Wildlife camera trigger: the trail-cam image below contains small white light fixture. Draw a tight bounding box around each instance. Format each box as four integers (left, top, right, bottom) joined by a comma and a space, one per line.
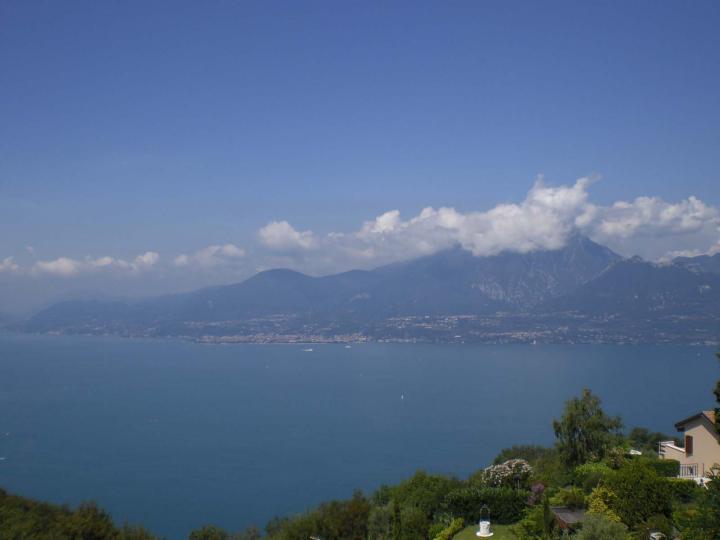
476, 506, 493, 537
475, 520, 493, 537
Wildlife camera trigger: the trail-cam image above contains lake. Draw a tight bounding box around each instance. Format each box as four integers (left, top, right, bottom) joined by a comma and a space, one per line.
0, 333, 716, 538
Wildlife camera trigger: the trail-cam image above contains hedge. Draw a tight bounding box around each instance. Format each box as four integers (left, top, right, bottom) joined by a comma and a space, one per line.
443, 487, 528, 524
666, 478, 700, 503
638, 458, 680, 477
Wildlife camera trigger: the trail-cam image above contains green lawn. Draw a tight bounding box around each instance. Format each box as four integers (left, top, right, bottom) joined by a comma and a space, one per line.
453, 523, 516, 540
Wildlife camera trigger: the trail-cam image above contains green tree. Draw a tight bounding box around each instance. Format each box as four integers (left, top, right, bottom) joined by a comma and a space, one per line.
233, 525, 261, 540
493, 445, 552, 465
627, 426, 676, 454
61, 502, 118, 540
262, 491, 369, 540
391, 498, 401, 540
119, 524, 158, 540
367, 503, 393, 540
553, 389, 623, 467
189, 524, 230, 540
397, 505, 429, 540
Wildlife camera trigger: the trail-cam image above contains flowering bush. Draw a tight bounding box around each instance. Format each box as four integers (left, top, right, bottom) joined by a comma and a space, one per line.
478, 459, 533, 488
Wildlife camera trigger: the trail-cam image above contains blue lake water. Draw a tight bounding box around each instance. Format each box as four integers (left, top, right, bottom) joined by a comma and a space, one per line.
0, 332, 716, 538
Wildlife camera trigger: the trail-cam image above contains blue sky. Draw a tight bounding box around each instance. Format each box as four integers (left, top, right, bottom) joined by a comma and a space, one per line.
1, 1, 720, 313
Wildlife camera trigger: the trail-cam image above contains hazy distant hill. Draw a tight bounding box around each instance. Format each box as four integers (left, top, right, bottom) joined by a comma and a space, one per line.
23, 236, 720, 343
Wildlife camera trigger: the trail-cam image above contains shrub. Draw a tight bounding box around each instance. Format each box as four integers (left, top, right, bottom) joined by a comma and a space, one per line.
511, 497, 556, 540
666, 477, 700, 503
649, 459, 680, 478
432, 517, 464, 540
604, 460, 672, 527
549, 486, 585, 510
443, 486, 528, 524
389, 471, 462, 518
427, 522, 446, 540
586, 486, 622, 523
575, 513, 627, 540
574, 462, 612, 492
674, 466, 720, 539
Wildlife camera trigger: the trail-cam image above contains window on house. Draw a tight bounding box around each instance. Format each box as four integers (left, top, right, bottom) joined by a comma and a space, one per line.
685, 435, 693, 456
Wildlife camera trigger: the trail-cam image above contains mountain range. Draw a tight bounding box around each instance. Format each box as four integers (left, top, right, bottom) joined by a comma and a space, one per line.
20, 236, 720, 344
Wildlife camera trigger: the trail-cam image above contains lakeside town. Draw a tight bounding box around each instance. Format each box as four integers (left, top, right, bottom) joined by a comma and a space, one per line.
32, 312, 720, 346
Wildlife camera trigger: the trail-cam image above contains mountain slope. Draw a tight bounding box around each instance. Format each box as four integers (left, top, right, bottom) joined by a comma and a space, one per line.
541, 256, 720, 316
26, 236, 622, 335
672, 253, 720, 276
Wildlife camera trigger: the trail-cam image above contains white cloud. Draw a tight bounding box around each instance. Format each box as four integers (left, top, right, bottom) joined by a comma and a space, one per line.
257, 177, 597, 264
585, 195, 720, 260
590, 195, 718, 239
257, 221, 317, 252
33, 257, 83, 277
257, 177, 720, 266
32, 251, 161, 278
133, 251, 160, 269
173, 244, 245, 268
661, 239, 720, 262
0, 257, 20, 273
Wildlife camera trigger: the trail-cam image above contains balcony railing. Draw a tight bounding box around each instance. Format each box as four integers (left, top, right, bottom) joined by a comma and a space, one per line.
679, 463, 700, 478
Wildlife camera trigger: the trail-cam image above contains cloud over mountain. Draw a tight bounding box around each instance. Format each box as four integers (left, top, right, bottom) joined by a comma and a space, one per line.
3, 177, 720, 285
255, 178, 720, 267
